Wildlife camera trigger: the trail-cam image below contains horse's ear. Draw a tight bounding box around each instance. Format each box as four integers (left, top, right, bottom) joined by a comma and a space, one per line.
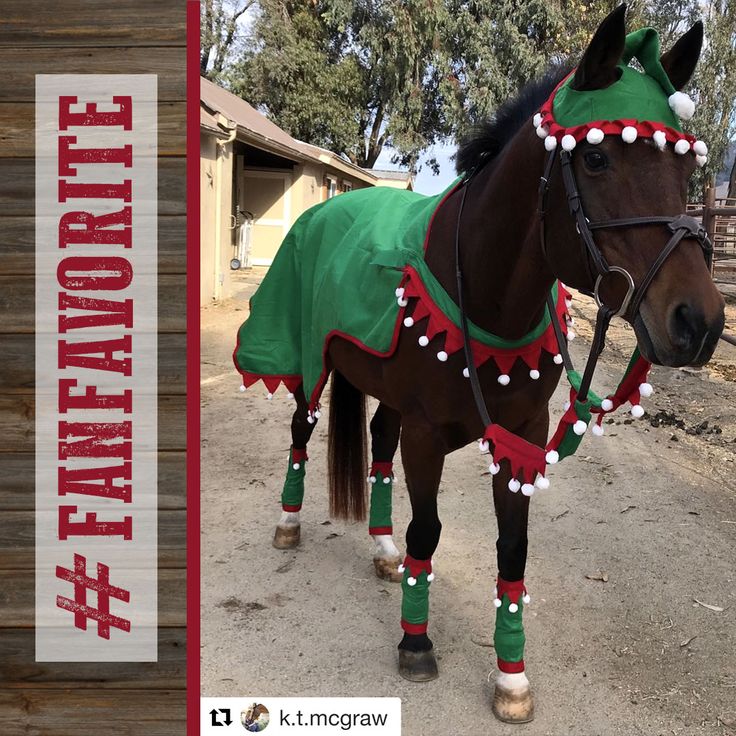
571, 4, 627, 91
661, 21, 703, 90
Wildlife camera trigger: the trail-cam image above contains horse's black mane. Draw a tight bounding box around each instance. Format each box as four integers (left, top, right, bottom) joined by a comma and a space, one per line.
455, 63, 572, 175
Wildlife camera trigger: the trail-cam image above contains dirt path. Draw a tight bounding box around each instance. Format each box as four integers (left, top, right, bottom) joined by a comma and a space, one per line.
201, 270, 736, 736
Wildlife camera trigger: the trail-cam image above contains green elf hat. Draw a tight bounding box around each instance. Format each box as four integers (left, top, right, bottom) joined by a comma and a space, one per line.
534, 27, 708, 166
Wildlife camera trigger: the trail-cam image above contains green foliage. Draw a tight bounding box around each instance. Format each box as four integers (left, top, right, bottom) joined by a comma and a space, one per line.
208, 0, 736, 187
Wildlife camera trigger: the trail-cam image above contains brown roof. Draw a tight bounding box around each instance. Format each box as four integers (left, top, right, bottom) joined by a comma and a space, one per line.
200, 77, 378, 185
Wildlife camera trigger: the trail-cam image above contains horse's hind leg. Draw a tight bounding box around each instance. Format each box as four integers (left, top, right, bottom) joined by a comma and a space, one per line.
368, 402, 402, 582
273, 385, 318, 549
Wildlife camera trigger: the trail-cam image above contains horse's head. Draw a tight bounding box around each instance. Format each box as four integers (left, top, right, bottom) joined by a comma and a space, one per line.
542, 5, 725, 367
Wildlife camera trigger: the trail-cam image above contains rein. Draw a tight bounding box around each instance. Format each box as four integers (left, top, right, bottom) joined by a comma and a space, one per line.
456, 146, 713, 424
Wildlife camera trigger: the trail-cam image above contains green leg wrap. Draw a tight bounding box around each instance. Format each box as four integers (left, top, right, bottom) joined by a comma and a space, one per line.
281, 448, 306, 511
400, 561, 432, 634
369, 472, 393, 535
494, 595, 525, 671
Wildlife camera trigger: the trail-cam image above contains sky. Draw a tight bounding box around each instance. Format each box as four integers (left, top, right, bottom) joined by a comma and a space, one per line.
374, 142, 458, 196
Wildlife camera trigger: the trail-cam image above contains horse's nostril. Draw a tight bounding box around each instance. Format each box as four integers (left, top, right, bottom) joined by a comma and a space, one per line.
669, 303, 705, 350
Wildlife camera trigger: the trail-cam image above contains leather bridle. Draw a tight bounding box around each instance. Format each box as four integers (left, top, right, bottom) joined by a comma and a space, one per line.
456, 146, 713, 428
536, 148, 712, 401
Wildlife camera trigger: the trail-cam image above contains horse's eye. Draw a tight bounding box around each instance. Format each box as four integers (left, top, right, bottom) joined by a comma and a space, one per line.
583, 150, 608, 171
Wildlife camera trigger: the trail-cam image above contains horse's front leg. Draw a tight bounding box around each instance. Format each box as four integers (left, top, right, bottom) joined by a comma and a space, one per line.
396, 422, 445, 682
490, 409, 548, 723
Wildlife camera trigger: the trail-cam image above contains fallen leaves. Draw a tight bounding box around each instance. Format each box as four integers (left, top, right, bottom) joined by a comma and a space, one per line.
585, 571, 609, 583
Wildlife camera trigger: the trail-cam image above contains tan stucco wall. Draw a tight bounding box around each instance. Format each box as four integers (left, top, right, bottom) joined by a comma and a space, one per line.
200, 129, 235, 305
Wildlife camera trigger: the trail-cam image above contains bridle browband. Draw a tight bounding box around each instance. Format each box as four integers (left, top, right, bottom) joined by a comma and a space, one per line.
456, 146, 713, 427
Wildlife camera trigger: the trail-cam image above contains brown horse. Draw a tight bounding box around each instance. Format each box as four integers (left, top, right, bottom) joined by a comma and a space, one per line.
266, 5, 724, 723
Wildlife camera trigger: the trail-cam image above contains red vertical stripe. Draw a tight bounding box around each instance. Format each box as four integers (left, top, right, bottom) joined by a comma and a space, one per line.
186, 2, 201, 734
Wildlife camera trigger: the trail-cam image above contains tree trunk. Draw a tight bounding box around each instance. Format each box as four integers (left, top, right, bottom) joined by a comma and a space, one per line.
728, 156, 736, 200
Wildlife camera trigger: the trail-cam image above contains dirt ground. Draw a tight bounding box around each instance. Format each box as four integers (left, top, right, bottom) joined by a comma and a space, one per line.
201, 268, 736, 736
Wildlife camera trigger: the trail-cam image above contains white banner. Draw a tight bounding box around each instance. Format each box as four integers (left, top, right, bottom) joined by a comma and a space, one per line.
35, 74, 158, 661
201, 698, 402, 735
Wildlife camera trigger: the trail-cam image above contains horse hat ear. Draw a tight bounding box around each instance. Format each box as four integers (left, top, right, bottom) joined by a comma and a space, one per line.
571, 4, 627, 91
660, 21, 703, 90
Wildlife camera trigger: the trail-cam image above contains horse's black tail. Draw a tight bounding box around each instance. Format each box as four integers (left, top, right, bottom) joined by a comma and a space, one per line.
328, 370, 367, 521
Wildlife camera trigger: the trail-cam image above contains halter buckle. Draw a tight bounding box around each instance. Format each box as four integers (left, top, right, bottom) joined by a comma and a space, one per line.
594, 266, 635, 319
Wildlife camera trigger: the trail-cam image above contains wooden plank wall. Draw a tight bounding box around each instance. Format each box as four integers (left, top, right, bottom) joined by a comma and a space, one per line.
0, 3, 188, 734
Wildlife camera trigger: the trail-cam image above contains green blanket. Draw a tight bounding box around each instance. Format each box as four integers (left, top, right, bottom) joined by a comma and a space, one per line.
234, 183, 456, 405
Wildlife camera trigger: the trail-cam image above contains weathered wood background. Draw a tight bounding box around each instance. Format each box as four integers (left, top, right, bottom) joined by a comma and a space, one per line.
0, 2, 187, 733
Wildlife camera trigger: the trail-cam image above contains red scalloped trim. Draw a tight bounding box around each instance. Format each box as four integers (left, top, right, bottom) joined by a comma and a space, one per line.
546, 387, 581, 451
497, 576, 527, 605
594, 355, 651, 418
292, 447, 308, 463
402, 555, 432, 579
483, 424, 546, 484
370, 461, 393, 477
537, 69, 696, 147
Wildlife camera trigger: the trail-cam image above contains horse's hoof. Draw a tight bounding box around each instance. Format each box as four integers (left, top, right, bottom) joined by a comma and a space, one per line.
398, 648, 438, 682
373, 556, 403, 582
492, 683, 535, 724
272, 524, 300, 549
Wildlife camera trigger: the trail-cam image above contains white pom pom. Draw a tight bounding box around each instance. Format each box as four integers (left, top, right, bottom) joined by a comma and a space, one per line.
368, 476, 376, 484
621, 126, 638, 144
493, 597, 502, 608
437, 350, 448, 362
601, 398, 614, 412
293, 462, 300, 470
508, 478, 521, 493
567, 329, 576, 341
479, 439, 490, 453
546, 449, 559, 465
529, 369, 540, 380
489, 462, 500, 475
307, 415, 315, 424
397, 297, 408, 307
639, 382, 653, 398
565, 297, 573, 308
403, 316, 414, 327
696, 154, 707, 168
267, 392, 274, 400
395, 287, 404, 298
674, 139, 690, 155
533, 113, 543, 128
553, 353, 563, 365
427, 572, 435, 582
563, 400, 571, 411
462, 367, 470, 378
397, 564, 405, 573
669, 91, 695, 120
239, 384, 246, 392
693, 140, 708, 156
544, 135, 558, 151
314, 409, 321, 419
586, 127, 604, 145
287, 392, 295, 400
573, 419, 587, 435
521, 483, 536, 497
653, 130, 667, 150
535, 475, 550, 490
522, 593, 531, 605
407, 576, 417, 587
631, 404, 645, 418
418, 335, 429, 347
383, 476, 391, 484
497, 374, 511, 386
536, 125, 549, 139
509, 602, 519, 613
592, 423, 604, 437
561, 134, 577, 151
